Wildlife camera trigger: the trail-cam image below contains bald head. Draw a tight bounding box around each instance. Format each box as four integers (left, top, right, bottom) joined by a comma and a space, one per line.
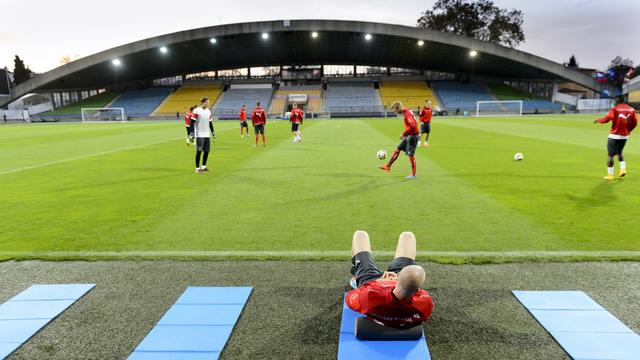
394, 265, 426, 300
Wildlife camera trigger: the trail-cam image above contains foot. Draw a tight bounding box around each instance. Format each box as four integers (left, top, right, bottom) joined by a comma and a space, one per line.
253, 144, 257, 147
620, 170, 626, 177
405, 175, 417, 180
379, 165, 391, 172
195, 168, 203, 174
186, 138, 191, 146
604, 174, 614, 181
423, 143, 430, 147
349, 277, 357, 290
201, 167, 210, 172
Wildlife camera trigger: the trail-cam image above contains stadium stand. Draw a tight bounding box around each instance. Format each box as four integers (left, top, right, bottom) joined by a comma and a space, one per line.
212, 85, 274, 119
431, 82, 494, 113
379, 81, 439, 110
109, 88, 172, 116
487, 83, 561, 113
325, 82, 383, 117
269, 85, 323, 116
154, 85, 222, 115
42, 91, 119, 116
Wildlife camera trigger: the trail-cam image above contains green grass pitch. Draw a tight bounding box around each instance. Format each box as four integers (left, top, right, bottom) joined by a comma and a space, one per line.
1, 115, 638, 262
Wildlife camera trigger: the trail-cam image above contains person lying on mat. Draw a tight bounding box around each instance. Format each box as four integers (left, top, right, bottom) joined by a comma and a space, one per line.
346, 230, 434, 329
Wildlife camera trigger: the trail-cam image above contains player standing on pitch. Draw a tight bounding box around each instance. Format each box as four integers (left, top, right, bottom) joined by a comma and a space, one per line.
594, 95, 637, 180
379, 101, 420, 180
252, 101, 267, 147
184, 106, 196, 146
239, 104, 249, 138
418, 100, 433, 147
290, 103, 304, 142
189, 97, 215, 174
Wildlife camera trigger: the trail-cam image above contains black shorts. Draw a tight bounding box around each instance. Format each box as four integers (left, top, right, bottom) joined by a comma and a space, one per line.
607, 138, 627, 156
350, 251, 416, 287
291, 122, 300, 132
420, 122, 431, 134
196, 137, 210, 152
240, 121, 248, 128
254, 124, 265, 134
397, 134, 419, 157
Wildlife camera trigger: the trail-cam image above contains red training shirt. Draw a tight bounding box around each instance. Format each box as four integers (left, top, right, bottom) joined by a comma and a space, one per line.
184, 111, 195, 126
346, 280, 434, 328
402, 109, 420, 136
419, 107, 432, 123
239, 108, 247, 121
596, 103, 638, 139
290, 108, 304, 124
252, 107, 266, 125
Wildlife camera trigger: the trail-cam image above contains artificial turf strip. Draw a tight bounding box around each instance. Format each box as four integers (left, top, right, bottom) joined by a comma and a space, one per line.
0, 116, 638, 262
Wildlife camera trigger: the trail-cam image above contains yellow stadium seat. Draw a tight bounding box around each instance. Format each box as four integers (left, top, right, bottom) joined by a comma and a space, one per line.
629, 90, 640, 103
379, 81, 439, 110
154, 86, 222, 115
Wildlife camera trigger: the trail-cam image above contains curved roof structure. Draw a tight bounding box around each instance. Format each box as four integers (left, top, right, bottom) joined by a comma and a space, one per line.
6, 19, 597, 105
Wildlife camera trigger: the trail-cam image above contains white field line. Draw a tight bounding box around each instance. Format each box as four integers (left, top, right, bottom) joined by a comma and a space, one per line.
0, 128, 233, 176
2, 250, 640, 258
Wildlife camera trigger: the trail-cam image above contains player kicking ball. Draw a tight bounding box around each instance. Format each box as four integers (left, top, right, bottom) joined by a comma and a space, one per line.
379, 101, 419, 180
252, 101, 267, 147
239, 104, 249, 138
594, 95, 637, 180
290, 103, 304, 142
189, 97, 215, 174
418, 100, 433, 147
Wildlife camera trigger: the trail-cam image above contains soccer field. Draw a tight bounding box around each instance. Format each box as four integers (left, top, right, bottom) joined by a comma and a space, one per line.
1, 115, 639, 262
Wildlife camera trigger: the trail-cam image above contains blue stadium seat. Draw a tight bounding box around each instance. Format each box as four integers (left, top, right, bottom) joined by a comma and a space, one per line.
212, 86, 274, 119
110, 88, 173, 116
325, 82, 383, 116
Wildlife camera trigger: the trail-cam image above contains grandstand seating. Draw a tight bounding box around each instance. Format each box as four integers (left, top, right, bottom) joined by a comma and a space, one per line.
43, 92, 119, 116
431, 82, 494, 112
109, 88, 172, 116
269, 85, 323, 115
487, 84, 561, 113
325, 82, 383, 116
154, 85, 222, 115
212, 85, 274, 119
379, 81, 439, 110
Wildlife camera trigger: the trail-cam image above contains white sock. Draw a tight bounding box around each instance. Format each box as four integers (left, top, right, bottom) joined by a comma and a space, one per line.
620, 161, 626, 170
201, 165, 206, 169
608, 167, 614, 175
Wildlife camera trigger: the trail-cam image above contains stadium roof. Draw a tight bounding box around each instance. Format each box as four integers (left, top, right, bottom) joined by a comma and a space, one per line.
5, 19, 598, 106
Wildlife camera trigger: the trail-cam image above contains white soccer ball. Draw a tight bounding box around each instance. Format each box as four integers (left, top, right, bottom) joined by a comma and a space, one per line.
514, 152, 524, 161
377, 150, 387, 160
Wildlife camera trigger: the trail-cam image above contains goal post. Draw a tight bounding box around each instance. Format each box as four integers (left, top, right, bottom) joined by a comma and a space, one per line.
476, 100, 523, 117
81, 108, 126, 122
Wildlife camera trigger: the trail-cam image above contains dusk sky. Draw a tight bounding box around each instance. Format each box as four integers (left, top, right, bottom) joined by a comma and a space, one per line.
1, 0, 638, 73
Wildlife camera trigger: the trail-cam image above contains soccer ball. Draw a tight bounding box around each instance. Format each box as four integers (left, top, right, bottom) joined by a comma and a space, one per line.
514, 152, 524, 161
377, 150, 387, 160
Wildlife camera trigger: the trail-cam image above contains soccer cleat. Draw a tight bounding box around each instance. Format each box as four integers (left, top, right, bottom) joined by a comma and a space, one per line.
379, 165, 391, 172
195, 168, 203, 174
201, 167, 210, 172
349, 277, 357, 289
604, 174, 614, 181
422, 143, 430, 147
405, 175, 417, 180
620, 170, 626, 177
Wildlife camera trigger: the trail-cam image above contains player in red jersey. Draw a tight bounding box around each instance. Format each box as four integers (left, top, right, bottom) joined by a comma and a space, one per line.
594, 95, 638, 180
418, 100, 433, 147
379, 101, 420, 179
290, 103, 304, 142
184, 106, 196, 146
239, 104, 249, 138
252, 101, 267, 147
346, 230, 434, 329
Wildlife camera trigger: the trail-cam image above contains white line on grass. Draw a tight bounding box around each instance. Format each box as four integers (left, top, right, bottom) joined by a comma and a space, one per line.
2, 250, 640, 259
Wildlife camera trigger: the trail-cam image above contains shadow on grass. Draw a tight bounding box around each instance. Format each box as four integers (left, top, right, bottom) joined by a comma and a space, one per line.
566, 180, 618, 209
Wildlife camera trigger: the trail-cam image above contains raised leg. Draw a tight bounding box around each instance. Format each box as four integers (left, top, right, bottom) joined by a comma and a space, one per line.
352, 230, 372, 257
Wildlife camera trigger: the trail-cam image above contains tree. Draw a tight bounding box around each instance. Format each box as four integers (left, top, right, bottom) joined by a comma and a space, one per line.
568, 55, 578, 67
417, 0, 525, 48
13, 55, 33, 85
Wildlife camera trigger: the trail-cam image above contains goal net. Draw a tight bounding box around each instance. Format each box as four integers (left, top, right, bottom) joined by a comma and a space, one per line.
81, 108, 126, 122
476, 100, 523, 117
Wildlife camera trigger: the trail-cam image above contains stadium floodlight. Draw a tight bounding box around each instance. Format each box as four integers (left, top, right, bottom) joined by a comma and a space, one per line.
469, 50, 478, 57
311, 31, 319, 38
364, 33, 372, 41
112, 59, 121, 66
159, 46, 168, 54
210, 38, 217, 44
261, 32, 269, 40
417, 40, 425, 46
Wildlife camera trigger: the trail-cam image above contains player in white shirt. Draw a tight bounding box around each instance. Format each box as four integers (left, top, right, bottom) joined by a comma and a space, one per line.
189, 97, 216, 174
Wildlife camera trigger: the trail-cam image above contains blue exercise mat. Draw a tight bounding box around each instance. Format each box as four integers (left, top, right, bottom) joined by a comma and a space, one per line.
0, 284, 95, 359
128, 287, 252, 360
337, 295, 431, 360
513, 290, 640, 360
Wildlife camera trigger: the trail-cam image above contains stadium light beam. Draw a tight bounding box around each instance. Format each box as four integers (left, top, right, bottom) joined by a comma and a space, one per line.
364, 33, 372, 41
262, 32, 269, 40
159, 46, 168, 54
210, 38, 217, 44
111, 59, 121, 66
469, 50, 478, 58
417, 40, 425, 46
311, 31, 319, 39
